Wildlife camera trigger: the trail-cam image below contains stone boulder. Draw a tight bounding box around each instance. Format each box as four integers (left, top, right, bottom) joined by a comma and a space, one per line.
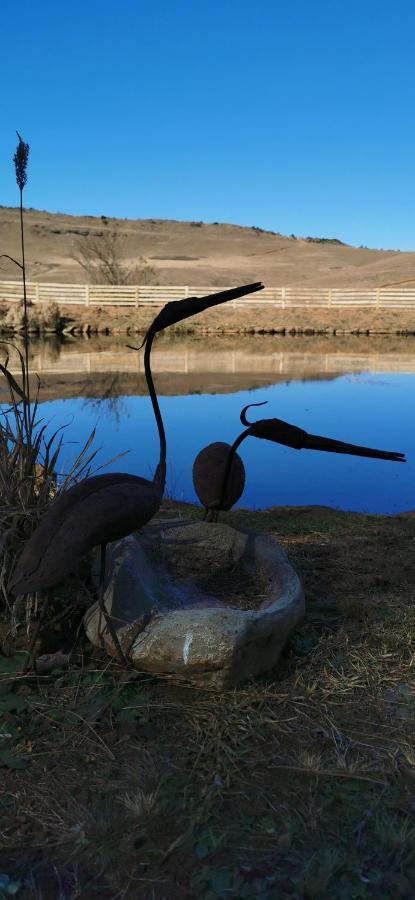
84, 518, 305, 687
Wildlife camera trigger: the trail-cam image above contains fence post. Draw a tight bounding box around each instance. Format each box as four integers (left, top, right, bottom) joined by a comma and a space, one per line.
376, 288, 380, 308
281, 286, 286, 309
85, 285, 90, 307
328, 289, 332, 307
34, 283, 40, 304
135, 286, 139, 308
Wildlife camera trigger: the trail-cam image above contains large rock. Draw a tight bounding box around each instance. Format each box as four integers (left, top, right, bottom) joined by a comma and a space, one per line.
84, 518, 305, 687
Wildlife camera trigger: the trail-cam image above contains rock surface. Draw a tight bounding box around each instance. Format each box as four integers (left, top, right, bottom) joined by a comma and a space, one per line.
84, 518, 305, 687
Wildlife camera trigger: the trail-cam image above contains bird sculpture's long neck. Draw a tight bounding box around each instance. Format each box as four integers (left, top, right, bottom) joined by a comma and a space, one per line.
218, 429, 251, 510
144, 336, 166, 493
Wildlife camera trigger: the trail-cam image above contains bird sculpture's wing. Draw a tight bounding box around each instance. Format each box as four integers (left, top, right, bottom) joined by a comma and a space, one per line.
10, 473, 161, 596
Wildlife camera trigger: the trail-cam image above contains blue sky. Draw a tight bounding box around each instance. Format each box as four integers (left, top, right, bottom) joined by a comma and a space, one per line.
1, 0, 415, 249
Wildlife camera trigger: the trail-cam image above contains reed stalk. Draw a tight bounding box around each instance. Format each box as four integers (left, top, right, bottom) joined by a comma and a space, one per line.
13, 132, 31, 435
0, 135, 102, 639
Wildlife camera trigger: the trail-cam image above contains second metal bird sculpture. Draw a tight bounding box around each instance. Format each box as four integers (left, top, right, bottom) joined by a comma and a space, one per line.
9, 282, 264, 663
204, 401, 406, 520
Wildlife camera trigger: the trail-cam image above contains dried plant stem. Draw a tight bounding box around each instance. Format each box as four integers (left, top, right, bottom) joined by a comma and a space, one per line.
19, 186, 30, 423
23, 590, 52, 673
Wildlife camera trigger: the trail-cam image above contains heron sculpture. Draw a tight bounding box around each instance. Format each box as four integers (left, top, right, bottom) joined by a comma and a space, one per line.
194, 401, 406, 521
10, 282, 264, 663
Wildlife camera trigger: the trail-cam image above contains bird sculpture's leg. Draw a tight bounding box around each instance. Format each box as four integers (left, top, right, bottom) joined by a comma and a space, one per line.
23, 590, 52, 673
98, 543, 129, 667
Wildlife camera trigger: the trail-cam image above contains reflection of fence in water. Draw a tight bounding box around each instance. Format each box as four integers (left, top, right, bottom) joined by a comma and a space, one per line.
5, 347, 415, 376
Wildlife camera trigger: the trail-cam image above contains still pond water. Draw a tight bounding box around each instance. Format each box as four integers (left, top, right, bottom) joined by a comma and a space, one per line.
8, 335, 415, 514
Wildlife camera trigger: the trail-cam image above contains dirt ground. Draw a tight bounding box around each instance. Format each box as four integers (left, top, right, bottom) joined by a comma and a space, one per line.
1, 503, 415, 898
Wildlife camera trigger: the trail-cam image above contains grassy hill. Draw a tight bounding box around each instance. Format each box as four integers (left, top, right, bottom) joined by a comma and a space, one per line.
1, 206, 415, 288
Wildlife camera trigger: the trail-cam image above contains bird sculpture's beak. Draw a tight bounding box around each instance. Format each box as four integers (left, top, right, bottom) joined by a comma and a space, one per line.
131, 283, 264, 349
240, 403, 406, 462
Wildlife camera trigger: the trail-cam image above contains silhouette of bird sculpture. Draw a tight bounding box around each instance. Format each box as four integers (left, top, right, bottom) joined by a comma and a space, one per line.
9, 282, 264, 664
194, 401, 405, 521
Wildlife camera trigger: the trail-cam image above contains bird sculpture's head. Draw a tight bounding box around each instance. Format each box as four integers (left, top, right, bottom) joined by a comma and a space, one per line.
134, 283, 264, 350
240, 402, 307, 449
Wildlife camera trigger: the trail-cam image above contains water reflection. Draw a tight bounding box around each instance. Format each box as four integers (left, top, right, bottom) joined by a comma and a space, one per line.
2, 333, 415, 400
1, 335, 414, 514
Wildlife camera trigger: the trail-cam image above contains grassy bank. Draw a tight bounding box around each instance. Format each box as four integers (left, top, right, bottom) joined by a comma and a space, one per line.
2, 302, 415, 336
1, 503, 415, 898
61, 303, 415, 336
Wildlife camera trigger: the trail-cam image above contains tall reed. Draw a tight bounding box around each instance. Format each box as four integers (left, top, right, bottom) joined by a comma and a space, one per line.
0, 136, 100, 640
13, 132, 30, 402
0, 344, 101, 624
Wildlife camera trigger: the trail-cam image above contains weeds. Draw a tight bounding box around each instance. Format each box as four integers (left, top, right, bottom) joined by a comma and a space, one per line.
0, 135, 101, 646
0, 343, 100, 633
2, 299, 61, 334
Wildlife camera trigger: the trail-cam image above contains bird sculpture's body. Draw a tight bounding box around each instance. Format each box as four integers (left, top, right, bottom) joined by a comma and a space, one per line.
11, 468, 165, 595
202, 401, 406, 521
10, 283, 264, 662
192, 442, 245, 521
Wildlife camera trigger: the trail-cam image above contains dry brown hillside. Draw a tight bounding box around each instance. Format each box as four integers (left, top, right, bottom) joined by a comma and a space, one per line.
1, 206, 415, 288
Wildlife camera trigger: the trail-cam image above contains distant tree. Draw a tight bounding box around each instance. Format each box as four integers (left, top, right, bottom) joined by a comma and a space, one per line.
71, 223, 158, 285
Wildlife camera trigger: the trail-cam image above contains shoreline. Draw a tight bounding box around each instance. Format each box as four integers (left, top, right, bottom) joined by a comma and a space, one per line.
1, 301, 415, 337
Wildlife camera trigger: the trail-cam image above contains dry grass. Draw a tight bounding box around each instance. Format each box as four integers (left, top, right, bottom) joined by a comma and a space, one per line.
2, 300, 61, 335
0, 504, 414, 898
2, 207, 415, 291
20, 300, 415, 337
0, 344, 104, 651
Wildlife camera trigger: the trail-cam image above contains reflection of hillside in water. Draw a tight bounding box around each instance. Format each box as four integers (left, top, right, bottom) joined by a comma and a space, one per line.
1, 334, 415, 401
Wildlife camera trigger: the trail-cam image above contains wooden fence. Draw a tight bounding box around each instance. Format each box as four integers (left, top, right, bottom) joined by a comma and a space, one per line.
1, 281, 415, 308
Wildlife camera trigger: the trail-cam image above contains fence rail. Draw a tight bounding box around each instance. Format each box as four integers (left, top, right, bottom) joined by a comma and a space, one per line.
1, 281, 415, 309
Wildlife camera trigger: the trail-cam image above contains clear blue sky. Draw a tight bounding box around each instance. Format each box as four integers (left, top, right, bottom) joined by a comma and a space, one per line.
1, 0, 415, 249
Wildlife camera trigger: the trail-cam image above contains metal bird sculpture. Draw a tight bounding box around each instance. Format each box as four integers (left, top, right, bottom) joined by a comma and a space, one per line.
202, 400, 406, 521
9, 282, 264, 663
